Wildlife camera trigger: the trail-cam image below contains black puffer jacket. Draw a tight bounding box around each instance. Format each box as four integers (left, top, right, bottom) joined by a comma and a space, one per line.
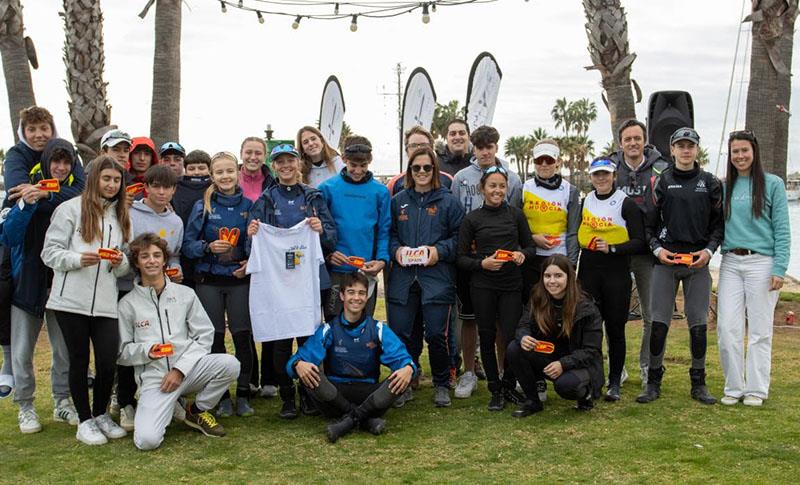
609, 145, 670, 217
436, 146, 472, 177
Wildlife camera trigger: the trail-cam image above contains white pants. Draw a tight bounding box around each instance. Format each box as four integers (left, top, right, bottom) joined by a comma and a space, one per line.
717, 253, 779, 399
134, 353, 239, 451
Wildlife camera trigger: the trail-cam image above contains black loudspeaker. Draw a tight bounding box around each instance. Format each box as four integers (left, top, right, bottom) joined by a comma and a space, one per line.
646, 91, 694, 160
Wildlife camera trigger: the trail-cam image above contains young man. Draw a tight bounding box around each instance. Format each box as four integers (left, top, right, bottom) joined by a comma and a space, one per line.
0, 138, 82, 432
609, 119, 670, 388
437, 119, 472, 176
451, 125, 522, 399
637, 127, 723, 406
385, 126, 453, 196
287, 272, 415, 443
116, 164, 185, 430
318, 135, 391, 322
118, 233, 240, 450
128, 137, 159, 187
160, 141, 186, 177
100, 129, 132, 168
172, 150, 211, 291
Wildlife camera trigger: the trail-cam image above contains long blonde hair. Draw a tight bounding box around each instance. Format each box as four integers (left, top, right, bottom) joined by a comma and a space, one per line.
80, 156, 131, 244
203, 151, 239, 215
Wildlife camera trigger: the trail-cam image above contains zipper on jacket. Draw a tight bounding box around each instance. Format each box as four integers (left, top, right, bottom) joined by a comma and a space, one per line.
165, 308, 173, 336
150, 291, 171, 370
88, 217, 106, 314
59, 272, 68, 297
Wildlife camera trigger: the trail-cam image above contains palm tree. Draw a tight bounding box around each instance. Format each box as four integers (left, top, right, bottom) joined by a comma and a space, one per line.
600, 140, 615, 157
146, 0, 181, 148
431, 100, 465, 140
0, 0, 36, 139
504, 135, 534, 180
582, 0, 637, 142
62, 0, 111, 161
530, 127, 550, 145
697, 146, 710, 166
551, 98, 574, 137
338, 121, 352, 153
570, 98, 598, 137
744, 0, 798, 180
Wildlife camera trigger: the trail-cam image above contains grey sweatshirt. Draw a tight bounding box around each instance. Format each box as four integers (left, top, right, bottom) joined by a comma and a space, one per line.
451, 157, 522, 214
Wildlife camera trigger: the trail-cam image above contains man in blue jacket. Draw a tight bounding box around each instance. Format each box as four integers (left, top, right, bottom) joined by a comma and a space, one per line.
318, 135, 391, 322
287, 272, 415, 443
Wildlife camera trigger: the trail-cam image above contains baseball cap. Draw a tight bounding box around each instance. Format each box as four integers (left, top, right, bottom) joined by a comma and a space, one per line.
670, 127, 700, 145
159, 141, 186, 157
532, 141, 560, 160
588, 158, 617, 174
270, 143, 300, 161
100, 129, 131, 149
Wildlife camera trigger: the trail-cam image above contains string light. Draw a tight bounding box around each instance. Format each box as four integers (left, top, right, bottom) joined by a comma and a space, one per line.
334, 3, 339, 15
432, 3, 436, 12
238, 0, 243, 7
257, 10, 265, 23
292, 15, 301, 28
421, 3, 430, 23
220, 1, 227, 13
350, 14, 358, 32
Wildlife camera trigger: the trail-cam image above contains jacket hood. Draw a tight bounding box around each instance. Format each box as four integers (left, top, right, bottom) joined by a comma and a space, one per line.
212, 187, 245, 207
340, 167, 374, 185
16, 119, 60, 152
611, 145, 666, 173
38, 138, 77, 181
178, 175, 211, 190
131, 199, 175, 218
129, 137, 159, 167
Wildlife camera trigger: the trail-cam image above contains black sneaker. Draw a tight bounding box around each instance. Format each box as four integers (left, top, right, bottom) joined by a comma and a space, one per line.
279, 399, 298, 420
487, 392, 505, 411
503, 386, 526, 406
326, 414, 356, 443
604, 384, 621, 402
512, 399, 544, 418
576, 396, 594, 411
300, 393, 321, 416
360, 416, 386, 436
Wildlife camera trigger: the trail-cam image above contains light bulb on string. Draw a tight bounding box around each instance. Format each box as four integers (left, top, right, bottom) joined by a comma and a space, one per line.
257, 11, 264, 24
292, 15, 301, 29
238, 0, 243, 7
220, 1, 227, 13
432, 3, 436, 12
350, 15, 358, 32
422, 3, 430, 24
334, 3, 340, 15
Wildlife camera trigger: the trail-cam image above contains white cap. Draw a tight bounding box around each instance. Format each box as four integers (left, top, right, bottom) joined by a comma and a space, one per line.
532, 142, 559, 161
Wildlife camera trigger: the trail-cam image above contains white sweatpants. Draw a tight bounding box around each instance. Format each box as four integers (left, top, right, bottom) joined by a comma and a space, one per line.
134, 353, 240, 451
716, 253, 779, 400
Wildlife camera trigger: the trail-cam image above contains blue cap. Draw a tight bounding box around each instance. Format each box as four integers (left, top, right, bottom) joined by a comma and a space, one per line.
159, 141, 185, 157
270, 143, 300, 161
588, 158, 616, 174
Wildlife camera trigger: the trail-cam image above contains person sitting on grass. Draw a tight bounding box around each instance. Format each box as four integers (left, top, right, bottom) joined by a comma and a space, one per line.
287, 271, 416, 443
507, 254, 604, 417
117, 233, 240, 450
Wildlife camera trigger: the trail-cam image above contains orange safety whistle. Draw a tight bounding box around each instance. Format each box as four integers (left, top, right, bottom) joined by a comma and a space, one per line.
38, 178, 60, 192
125, 182, 145, 195
152, 343, 174, 357
495, 249, 514, 261
97, 248, 119, 261
348, 256, 365, 268
534, 340, 555, 354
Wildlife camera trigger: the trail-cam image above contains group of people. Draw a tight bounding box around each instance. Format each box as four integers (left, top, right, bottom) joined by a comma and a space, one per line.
0, 105, 791, 448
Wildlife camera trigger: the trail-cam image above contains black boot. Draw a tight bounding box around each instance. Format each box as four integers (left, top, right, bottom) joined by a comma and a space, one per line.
512, 399, 543, 418
636, 366, 664, 404
360, 416, 386, 435
326, 413, 356, 443
279, 399, 298, 419
299, 387, 321, 416
689, 368, 717, 405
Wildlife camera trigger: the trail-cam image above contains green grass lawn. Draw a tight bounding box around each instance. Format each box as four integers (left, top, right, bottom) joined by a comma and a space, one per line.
2, 302, 799, 483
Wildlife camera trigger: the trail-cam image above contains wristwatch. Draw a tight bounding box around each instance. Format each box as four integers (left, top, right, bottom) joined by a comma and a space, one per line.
610, 245, 617, 254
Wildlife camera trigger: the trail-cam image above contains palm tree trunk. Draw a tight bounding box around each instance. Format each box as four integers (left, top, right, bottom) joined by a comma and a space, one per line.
744, 0, 798, 180
0, 0, 35, 141
582, 0, 636, 142
150, 0, 181, 148
63, 0, 111, 161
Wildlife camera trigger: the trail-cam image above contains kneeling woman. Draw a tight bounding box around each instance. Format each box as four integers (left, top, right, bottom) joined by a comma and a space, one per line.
507, 255, 604, 416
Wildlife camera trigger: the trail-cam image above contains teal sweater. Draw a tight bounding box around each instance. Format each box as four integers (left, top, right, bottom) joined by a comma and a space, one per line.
722, 173, 791, 277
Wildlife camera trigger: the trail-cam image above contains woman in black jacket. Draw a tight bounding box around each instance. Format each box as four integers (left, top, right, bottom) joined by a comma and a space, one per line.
507, 254, 604, 417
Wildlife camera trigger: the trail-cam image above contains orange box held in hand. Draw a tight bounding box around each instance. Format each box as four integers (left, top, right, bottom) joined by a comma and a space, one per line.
227, 227, 240, 247
587, 236, 599, 251
125, 182, 144, 195
671, 253, 695, 266
38, 178, 60, 192
545, 235, 561, 246
164, 267, 180, 278
219, 227, 230, 242
534, 340, 555, 354
97, 248, 119, 261
495, 249, 514, 262
152, 343, 174, 357
348, 256, 365, 268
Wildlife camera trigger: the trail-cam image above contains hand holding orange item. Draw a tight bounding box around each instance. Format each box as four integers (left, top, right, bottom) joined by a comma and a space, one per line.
164, 267, 180, 278
347, 256, 365, 269
534, 340, 555, 354
125, 182, 145, 195
97, 247, 121, 261
151, 343, 174, 357
495, 249, 514, 262
38, 178, 60, 192
671, 253, 695, 266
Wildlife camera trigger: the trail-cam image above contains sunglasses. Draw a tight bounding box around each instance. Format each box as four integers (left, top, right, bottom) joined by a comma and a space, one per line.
407, 142, 431, 150
729, 129, 757, 143
345, 144, 372, 155
411, 164, 433, 173
534, 157, 557, 166
484, 165, 508, 176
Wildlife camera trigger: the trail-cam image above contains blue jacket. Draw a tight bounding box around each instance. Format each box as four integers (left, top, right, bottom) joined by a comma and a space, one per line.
249, 183, 337, 255
0, 138, 81, 317
182, 188, 252, 278
318, 169, 391, 272
388, 187, 464, 306
286, 313, 416, 384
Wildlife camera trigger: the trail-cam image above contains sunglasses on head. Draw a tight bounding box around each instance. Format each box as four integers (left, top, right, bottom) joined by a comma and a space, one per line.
729, 129, 757, 143
345, 144, 372, 155
411, 164, 433, 173
484, 165, 508, 176
534, 157, 557, 166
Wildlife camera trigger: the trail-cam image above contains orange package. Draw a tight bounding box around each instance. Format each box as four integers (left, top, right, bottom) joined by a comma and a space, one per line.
125, 182, 145, 195
495, 249, 514, 261
671, 253, 694, 266
227, 228, 240, 246
152, 343, 174, 357
545, 235, 561, 246
219, 227, 230, 242
534, 340, 555, 354
587, 236, 599, 251
348, 256, 365, 268
164, 267, 180, 277
97, 248, 119, 261
38, 178, 60, 192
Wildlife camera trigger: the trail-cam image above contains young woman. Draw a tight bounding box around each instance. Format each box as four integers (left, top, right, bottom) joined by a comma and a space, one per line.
239, 136, 276, 202
577, 158, 646, 401
297, 126, 345, 188
247, 143, 337, 419
457, 166, 536, 411
42, 156, 131, 445
507, 255, 604, 416
388, 147, 464, 408
183, 152, 253, 418
717, 130, 791, 407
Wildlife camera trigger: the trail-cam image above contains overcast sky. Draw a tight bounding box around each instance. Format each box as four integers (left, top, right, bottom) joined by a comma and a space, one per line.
2, 0, 799, 177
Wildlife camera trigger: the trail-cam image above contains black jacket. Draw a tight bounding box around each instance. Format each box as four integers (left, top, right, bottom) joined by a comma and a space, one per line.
647, 163, 724, 256
173, 175, 210, 284
436, 146, 472, 177
516, 296, 604, 398
610, 146, 670, 217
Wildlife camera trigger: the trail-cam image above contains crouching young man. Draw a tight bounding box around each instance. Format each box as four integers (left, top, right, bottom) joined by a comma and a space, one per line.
287, 272, 416, 443
117, 233, 240, 450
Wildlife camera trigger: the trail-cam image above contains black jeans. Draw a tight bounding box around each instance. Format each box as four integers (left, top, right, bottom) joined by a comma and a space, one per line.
507, 340, 591, 402
304, 374, 399, 420
273, 336, 309, 402
54, 311, 119, 422
470, 286, 522, 393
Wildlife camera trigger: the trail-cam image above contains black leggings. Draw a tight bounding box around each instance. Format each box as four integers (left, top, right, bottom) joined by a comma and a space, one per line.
250, 341, 277, 388
304, 374, 399, 420
470, 286, 522, 393
273, 336, 309, 402
54, 311, 119, 422
196, 282, 251, 398
507, 340, 591, 402
578, 263, 631, 386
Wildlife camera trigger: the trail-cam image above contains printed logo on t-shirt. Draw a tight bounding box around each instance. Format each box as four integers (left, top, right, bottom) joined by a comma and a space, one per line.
284, 244, 308, 269
135, 319, 151, 329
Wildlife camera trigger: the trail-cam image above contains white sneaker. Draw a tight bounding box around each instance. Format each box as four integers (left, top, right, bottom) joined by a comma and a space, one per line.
120, 404, 136, 432
720, 395, 740, 406
94, 413, 127, 439
743, 395, 763, 407
259, 385, 278, 398
18, 408, 42, 434
108, 392, 120, 418
53, 398, 80, 425
454, 371, 478, 399
76, 419, 108, 445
